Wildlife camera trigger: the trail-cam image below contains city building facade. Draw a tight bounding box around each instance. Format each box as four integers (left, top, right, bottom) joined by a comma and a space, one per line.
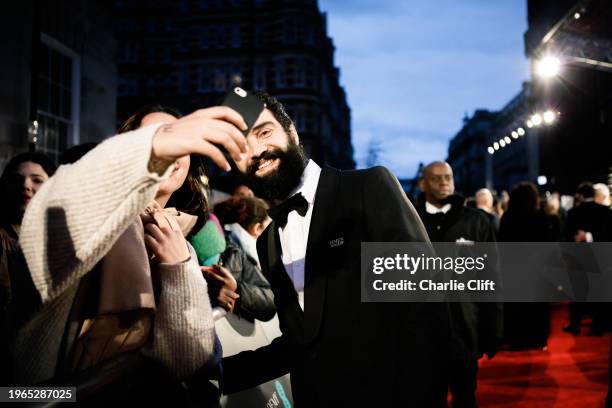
447, 0, 612, 195
0, 0, 116, 168
115, 0, 354, 179
447, 109, 498, 196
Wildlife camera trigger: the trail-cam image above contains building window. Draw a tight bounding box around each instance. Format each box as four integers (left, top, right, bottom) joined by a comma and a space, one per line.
231, 26, 241, 48
291, 108, 306, 133
254, 25, 264, 48
214, 68, 226, 91
253, 62, 266, 90
275, 58, 286, 88
198, 66, 211, 92
200, 28, 210, 49
36, 34, 80, 162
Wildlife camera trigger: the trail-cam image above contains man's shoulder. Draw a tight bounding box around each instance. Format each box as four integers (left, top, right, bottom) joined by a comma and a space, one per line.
333, 165, 395, 184
465, 206, 491, 220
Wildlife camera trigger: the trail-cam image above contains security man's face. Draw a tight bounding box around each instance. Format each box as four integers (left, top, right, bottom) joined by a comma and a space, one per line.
420, 163, 455, 204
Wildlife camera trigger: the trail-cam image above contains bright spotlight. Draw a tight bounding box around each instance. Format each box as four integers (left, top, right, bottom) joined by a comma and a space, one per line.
574, 12, 581, 19
494, 142, 500, 150
488, 146, 495, 155
536, 56, 561, 78
531, 113, 543, 126
537, 175, 548, 186
526, 120, 533, 128
511, 131, 519, 139
499, 139, 506, 147
504, 136, 511, 144
517, 128, 525, 136
543, 110, 556, 124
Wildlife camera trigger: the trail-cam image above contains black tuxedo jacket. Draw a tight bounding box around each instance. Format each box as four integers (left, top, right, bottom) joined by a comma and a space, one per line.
222, 166, 452, 407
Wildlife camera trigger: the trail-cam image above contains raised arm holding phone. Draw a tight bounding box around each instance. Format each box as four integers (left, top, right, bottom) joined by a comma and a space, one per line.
11, 105, 249, 388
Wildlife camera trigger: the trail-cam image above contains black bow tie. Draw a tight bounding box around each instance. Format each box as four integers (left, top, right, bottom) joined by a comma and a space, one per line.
268, 193, 309, 228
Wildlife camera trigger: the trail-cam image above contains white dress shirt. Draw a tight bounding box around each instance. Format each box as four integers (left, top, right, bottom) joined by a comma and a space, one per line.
278, 160, 321, 310
425, 201, 452, 214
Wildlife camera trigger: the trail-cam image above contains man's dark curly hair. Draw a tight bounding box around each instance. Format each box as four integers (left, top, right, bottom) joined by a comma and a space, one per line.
251, 90, 294, 136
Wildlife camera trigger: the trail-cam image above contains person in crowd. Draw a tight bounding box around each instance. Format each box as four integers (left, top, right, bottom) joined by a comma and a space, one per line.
8, 104, 248, 402
213, 196, 275, 321
499, 182, 560, 349
215, 196, 269, 266
543, 192, 566, 232
233, 184, 255, 198
120, 106, 240, 318
218, 91, 452, 407
563, 181, 612, 336
417, 162, 502, 408
593, 183, 611, 207
495, 190, 509, 220
475, 188, 500, 233
0, 152, 56, 384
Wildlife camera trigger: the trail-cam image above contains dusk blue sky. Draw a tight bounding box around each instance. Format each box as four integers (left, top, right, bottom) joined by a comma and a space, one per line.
318, 0, 531, 179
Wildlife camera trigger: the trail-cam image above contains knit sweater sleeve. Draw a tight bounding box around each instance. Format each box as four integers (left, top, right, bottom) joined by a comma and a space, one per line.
19, 124, 172, 304
142, 243, 216, 380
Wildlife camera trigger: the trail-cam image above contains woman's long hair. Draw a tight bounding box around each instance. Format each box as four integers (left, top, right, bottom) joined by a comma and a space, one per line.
507, 182, 540, 217
118, 105, 209, 232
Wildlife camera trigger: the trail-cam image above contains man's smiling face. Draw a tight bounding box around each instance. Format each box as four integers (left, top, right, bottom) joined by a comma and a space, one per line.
235, 108, 307, 200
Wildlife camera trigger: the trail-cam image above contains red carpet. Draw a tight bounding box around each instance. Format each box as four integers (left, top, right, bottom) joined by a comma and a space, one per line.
477, 303, 610, 408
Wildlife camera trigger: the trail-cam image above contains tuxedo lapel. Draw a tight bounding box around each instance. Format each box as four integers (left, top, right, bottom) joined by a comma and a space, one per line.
260, 220, 299, 301
304, 167, 339, 344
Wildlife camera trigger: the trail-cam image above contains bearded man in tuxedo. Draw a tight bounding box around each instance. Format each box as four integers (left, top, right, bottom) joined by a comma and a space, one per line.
222, 91, 452, 407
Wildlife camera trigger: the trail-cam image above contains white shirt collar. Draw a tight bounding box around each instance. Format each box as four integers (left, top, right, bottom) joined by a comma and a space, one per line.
425, 201, 451, 214
287, 160, 321, 204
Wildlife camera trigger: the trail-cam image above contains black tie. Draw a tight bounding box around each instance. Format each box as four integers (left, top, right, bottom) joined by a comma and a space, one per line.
268, 193, 309, 228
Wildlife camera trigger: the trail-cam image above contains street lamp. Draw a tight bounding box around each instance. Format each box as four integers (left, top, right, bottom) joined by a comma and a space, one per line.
517, 127, 525, 136
499, 139, 506, 147
543, 110, 556, 125
504, 136, 511, 144
493, 142, 499, 150
537, 175, 548, 186
531, 113, 543, 127
488, 146, 495, 155
526, 120, 534, 128
536, 56, 561, 78
511, 131, 519, 139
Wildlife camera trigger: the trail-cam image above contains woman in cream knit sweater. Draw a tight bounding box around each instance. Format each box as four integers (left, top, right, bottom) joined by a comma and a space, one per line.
10, 106, 248, 387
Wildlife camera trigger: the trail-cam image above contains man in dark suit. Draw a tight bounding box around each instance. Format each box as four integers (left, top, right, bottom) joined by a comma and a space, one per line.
563, 182, 612, 335
417, 162, 502, 408
221, 91, 452, 406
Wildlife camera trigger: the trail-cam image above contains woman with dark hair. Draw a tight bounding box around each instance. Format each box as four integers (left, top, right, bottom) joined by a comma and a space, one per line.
0, 152, 56, 231
120, 105, 209, 232
499, 181, 560, 350
0, 152, 55, 384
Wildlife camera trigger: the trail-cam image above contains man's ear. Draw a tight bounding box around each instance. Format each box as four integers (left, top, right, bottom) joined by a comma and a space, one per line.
418, 178, 426, 192
289, 123, 299, 145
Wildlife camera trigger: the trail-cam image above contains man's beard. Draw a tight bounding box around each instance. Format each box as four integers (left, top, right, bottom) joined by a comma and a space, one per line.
241, 138, 307, 200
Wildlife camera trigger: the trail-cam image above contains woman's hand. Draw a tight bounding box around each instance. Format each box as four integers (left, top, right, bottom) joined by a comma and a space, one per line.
143, 210, 191, 264
150, 106, 248, 172
202, 265, 240, 312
